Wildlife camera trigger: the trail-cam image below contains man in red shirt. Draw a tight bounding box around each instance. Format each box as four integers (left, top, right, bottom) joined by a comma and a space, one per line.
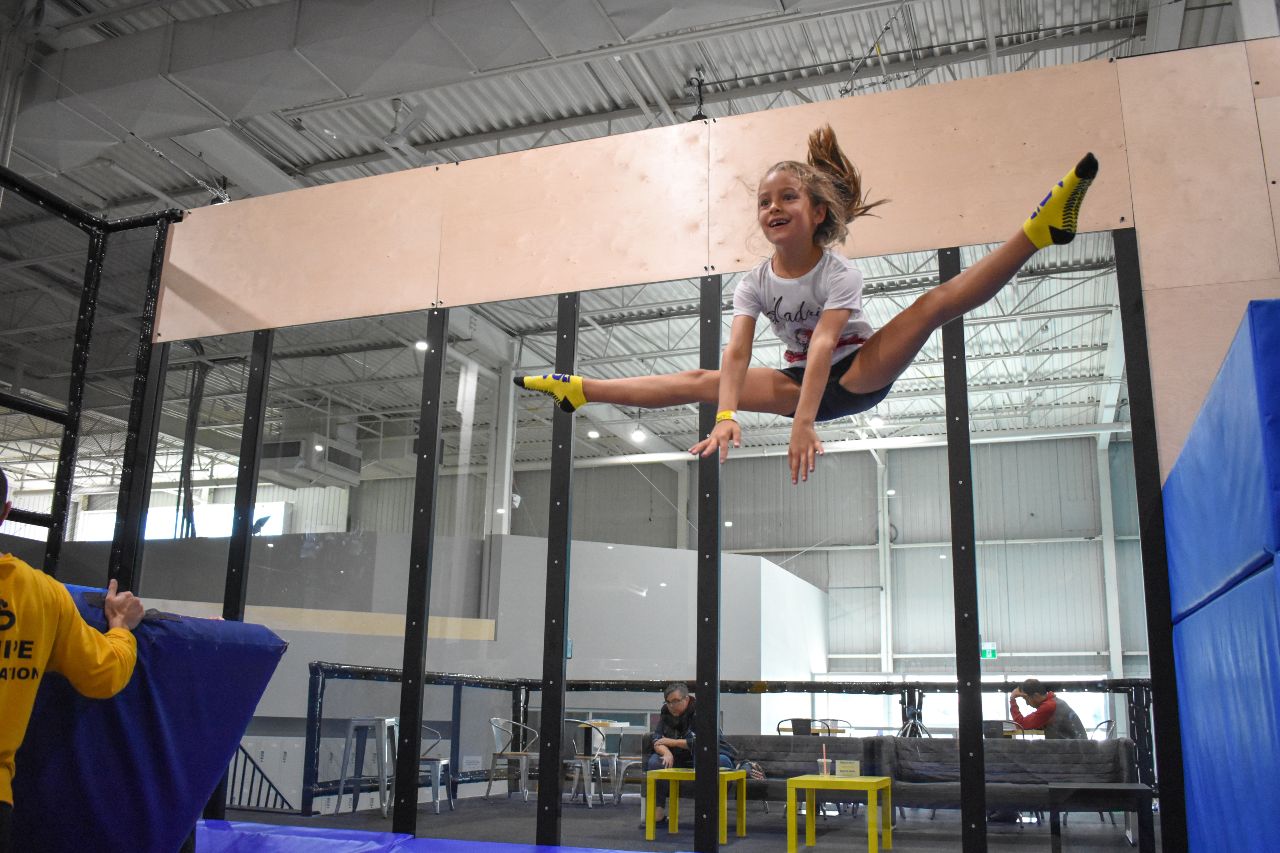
1010, 678, 1087, 740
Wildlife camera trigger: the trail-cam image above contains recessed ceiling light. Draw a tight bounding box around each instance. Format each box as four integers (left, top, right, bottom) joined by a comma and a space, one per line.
495, 508, 505, 514
587, 429, 601, 439
414, 340, 429, 351
723, 520, 733, 527
659, 582, 668, 588
314, 444, 324, 452
886, 489, 896, 496
607, 545, 614, 550
939, 554, 948, 560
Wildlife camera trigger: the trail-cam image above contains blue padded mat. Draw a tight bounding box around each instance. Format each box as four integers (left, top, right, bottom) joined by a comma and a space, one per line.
1164, 299, 1280, 620
12, 586, 287, 853
197, 820, 689, 852
1173, 561, 1280, 853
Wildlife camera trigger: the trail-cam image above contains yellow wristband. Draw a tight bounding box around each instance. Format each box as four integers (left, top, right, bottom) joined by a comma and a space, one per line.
716, 409, 737, 423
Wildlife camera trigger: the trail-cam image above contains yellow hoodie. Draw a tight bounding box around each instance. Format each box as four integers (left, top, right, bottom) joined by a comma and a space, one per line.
0, 555, 137, 805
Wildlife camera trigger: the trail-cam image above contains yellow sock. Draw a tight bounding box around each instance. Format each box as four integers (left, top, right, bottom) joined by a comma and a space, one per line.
515, 373, 587, 413
1023, 153, 1099, 250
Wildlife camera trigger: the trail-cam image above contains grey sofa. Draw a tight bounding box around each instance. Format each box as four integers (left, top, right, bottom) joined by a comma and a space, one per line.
869, 735, 1139, 811
724, 734, 871, 803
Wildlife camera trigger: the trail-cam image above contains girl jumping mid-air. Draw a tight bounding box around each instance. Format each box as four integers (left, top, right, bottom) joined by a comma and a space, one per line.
516, 126, 1097, 485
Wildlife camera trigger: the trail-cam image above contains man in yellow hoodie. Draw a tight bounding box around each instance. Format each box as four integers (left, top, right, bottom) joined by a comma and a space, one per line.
0, 468, 143, 853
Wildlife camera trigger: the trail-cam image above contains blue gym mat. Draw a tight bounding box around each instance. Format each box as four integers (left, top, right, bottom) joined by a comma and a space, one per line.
197, 819, 687, 852
11, 585, 287, 853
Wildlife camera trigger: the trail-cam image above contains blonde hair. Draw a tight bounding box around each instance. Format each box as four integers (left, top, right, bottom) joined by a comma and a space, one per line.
763, 125, 887, 247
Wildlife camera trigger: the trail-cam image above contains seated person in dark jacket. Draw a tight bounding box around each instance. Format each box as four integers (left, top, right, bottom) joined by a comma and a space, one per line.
1010, 678, 1087, 739
645, 682, 736, 821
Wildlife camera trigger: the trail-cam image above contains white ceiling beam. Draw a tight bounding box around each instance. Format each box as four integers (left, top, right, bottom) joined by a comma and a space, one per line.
1095, 306, 1126, 450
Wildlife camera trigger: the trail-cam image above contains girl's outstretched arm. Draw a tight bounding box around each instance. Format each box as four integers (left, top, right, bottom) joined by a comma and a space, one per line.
788, 308, 849, 484
690, 314, 757, 462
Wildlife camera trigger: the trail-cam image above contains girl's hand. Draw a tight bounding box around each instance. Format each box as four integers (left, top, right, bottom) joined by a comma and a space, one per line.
789, 421, 824, 484
689, 418, 741, 463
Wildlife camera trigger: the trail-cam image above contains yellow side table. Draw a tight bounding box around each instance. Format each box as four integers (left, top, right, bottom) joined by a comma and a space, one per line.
644, 767, 747, 843
785, 774, 892, 853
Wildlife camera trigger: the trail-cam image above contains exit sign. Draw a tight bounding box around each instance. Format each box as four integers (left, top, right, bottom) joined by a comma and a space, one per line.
980, 642, 998, 660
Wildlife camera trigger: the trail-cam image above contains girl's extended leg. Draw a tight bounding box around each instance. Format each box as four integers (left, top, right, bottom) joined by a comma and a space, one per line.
843, 153, 1098, 394
517, 367, 801, 416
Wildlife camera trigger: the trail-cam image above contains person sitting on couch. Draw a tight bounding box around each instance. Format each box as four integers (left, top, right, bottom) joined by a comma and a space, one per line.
645, 682, 737, 822
1010, 678, 1087, 739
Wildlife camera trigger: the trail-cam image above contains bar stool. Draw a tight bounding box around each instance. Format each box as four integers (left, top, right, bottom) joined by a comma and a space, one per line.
336, 716, 398, 815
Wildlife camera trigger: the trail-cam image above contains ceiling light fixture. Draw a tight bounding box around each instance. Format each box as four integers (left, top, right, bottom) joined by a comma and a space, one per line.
886, 488, 896, 496
414, 340, 429, 351
587, 429, 601, 439
870, 415, 885, 428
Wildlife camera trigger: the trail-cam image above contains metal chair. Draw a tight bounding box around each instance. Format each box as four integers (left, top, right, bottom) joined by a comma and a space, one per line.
414, 725, 455, 814
485, 717, 539, 801
776, 718, 831, 736
563, 719, 614, 807
815, 718, 853, 735
611, 732, 649, 805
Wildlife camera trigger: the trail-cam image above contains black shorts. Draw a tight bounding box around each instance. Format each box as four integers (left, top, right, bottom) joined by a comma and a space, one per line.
778, 347, 893, 422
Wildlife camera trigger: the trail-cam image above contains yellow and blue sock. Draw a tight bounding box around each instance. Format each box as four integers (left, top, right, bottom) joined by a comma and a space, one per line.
514, 373, 587, 413
1023, 153, 1099, 249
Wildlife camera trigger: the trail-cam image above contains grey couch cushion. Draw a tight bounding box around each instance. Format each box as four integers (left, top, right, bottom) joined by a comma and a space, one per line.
722, 734, 869, 801
872, 736, 1139, 810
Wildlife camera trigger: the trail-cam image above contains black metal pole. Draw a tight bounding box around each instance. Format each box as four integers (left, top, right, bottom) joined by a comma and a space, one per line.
939, 247, 987, 851
534, 291, 579, 847
449, 683, 463, 799
1113, 227, 1186, 853
693, 274, 723, 853
301, 662, 326, 816
205, 328, 273, 820
222, 328, 274, 622
392, 308, 449, 836
44, 229, 108, 575
109, 216, 175, 591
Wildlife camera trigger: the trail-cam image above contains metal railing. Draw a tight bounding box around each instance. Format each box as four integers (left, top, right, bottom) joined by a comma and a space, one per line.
226, 744, 295, 813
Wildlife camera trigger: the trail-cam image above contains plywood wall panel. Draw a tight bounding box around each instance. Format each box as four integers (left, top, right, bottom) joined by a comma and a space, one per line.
1254, 95, 1280, 258
1142, 277, 1280, 480
158, 167, 448, 341
435, 122, 708, 307
1247, 38, 1280, 98
1119, 43, 1279, 291
708, 60, 1132, 272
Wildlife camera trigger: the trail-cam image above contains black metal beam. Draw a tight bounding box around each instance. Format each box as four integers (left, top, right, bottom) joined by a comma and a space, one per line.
939, 247, 987, 851
222, 328, 274, 622
7, 508, 53, 528
693, 275, 723, 853
535, 292, 579, 847
0, 164, 108, 233
0, 392, 68, 426
1113, 227, 1186, 853
105, 208, 183, 233
109, 216, 175, 591
392, 308, 450, 836
44, 229, 107, 576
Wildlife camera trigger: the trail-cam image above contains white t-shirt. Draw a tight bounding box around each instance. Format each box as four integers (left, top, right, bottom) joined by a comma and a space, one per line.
732, 250, 875, 368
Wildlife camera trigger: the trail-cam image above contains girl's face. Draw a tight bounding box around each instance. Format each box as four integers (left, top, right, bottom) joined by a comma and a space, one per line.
757, 169, 826, 248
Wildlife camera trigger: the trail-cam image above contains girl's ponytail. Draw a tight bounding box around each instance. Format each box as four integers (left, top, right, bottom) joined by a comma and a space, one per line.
805, 124, 887, 245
